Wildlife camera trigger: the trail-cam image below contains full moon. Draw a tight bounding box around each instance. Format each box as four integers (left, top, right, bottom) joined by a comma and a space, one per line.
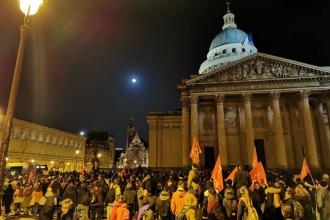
131, 78, 137, 83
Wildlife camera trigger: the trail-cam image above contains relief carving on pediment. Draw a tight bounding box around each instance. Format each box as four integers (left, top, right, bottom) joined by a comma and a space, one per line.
196, 57, 324, 84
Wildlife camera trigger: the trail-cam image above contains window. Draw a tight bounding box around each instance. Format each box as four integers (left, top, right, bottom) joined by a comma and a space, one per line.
223, 49, 227, 54
232, 48, 236, 53
214, 53, 218, 56
242, 48, 246, 52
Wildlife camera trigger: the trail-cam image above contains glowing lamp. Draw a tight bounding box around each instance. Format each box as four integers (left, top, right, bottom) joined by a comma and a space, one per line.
97, 153, 101, 158
19, 0, 43, 16
5, 157, 9, 161
75, 150, 80, 154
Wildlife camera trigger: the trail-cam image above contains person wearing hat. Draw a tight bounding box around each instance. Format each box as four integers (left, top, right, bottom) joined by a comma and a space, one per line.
156, 186, 171, 220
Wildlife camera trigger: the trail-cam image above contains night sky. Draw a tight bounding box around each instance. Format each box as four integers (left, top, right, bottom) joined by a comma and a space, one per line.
1, 0, 329, 148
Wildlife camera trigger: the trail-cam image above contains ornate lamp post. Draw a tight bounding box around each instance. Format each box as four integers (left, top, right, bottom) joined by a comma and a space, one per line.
0, 0, 43, 203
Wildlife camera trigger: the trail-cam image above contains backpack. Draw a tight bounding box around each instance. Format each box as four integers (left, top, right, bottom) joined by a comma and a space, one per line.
292, 200, 304, 220
212, 205, 225, 220
240, 198, 259, 220
158, 199, 170, 217
107, 186, 116, 204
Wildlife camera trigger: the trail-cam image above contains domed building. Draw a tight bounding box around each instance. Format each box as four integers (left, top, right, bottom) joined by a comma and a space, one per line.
147, 5, 330, 170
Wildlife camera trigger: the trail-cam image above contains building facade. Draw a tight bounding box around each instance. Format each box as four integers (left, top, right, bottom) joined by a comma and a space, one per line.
0, 114, 86, 171
147, 7, 330, 170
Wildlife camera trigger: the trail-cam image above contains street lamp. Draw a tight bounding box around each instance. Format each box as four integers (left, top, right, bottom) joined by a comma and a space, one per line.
0, 0, 43, 205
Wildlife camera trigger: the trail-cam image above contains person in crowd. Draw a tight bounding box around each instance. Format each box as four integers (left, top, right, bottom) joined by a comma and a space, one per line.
57, 198, 74, 220
264, 181, 283, 220
233, 164, 252, 194
22, 182, 33, 215
90, 180, 104, 220
156, 186, 171, 220
31, 183, 44, 218
123, 182, 137, 216
315, 175, 330, 220
237, 186, 259, 220
13, 181, 24, 215
222, 180, 237, 220
76, 182, 90, 220
111, 195, 130, 220
281, 187, 304, 220
170, 181, 187, 218
295, 181, 315, 220
2, 182, 14, 217
39, 186, 57, 220
251, 181, 266, 219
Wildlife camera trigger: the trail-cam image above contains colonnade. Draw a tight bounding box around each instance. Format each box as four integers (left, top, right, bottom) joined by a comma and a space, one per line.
181, 90, 330, 169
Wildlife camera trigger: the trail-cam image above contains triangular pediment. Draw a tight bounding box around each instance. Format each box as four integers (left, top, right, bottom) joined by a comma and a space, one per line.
186, 53, 330, 86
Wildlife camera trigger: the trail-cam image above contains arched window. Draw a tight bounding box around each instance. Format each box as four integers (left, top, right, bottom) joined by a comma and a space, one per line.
232, 48, 236, 53
242, 48, 246, 52
223, 49, 227, 54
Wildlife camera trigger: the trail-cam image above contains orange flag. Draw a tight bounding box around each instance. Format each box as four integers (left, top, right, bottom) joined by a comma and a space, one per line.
190, 136, 202, 165
300, 158, 310, 181
211, 155, 224, 192
225, 166, 238, 182
250, 162, 267, 186
252, 147, 258, 169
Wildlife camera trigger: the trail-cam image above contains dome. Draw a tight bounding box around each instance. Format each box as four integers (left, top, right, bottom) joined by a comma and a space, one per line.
209, 28, 248, 50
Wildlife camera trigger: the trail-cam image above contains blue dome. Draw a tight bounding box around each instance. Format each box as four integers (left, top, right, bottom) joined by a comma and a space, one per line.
209, 28, 248, 50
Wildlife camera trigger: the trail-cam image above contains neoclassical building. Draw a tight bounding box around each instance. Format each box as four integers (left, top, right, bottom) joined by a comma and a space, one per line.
147, 7, 330, 170
0, 114, 86, 171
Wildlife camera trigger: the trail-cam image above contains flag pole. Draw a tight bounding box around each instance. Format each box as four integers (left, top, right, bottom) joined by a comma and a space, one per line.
301, 145, 316, 185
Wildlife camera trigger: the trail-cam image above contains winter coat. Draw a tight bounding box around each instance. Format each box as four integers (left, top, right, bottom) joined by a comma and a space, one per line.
62, 184, 75, 203
233, 169, 252, 189
123, 187, 136, 206
2, 184, 14, 204
222, 186, 237, 218
110, 201, 130, 220
155, 190, 171, 217
182, 191, 198, 220
187, 169, 196, 188
170, 189, 187, 216
13, 186, 24, 203
39, 192, 56, 220
315, 185, 330, 220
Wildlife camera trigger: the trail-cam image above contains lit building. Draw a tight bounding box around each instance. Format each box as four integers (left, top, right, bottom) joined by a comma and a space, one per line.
0, 114, 86, 172
117, 119, 149, 168
147, 6, 330, 169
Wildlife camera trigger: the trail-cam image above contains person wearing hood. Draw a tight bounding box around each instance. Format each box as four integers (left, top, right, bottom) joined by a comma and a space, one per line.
156, 186, 171, 219
281, 187, 304, 220
170, 181, 187, 217
110, 195, 130, 220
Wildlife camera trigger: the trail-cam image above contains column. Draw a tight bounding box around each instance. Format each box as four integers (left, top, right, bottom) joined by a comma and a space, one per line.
181, 96, 190, 166
315, 100, 330, 168
190, 96, 199, 143
325, 95, 330, 129
300, 90, 320, 168
270, 92, 288, 168
242, 93, 254, 164
215, 94, 227, 164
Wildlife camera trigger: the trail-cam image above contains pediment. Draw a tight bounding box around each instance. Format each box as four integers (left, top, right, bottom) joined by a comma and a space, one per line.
186, 53, 330, 86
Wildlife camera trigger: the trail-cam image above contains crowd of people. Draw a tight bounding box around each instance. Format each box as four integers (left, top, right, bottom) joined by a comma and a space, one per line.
1, 165, 329, 220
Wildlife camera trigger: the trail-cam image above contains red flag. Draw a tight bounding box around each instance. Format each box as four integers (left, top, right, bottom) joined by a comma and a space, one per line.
300, 158, 310, 181
252, 147, 258, 169
225, 166, 238, 182
190, 136, 202, 165
250, 162, 267, 186
211, 155, 224, 192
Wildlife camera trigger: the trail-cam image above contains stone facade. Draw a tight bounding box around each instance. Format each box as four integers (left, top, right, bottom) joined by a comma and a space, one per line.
147, 53, 330, 169
0, 114, 86, 171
